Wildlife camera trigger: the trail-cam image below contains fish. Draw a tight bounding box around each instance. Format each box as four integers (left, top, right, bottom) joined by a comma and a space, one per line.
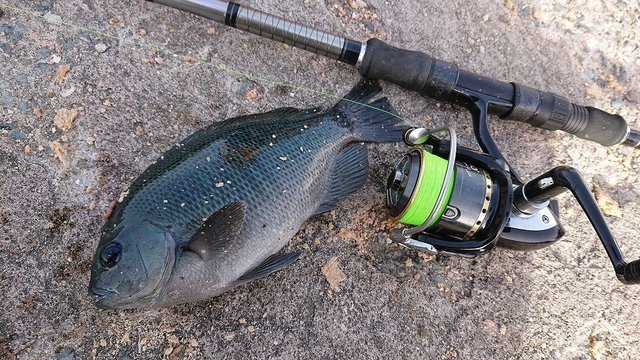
88, 80, 408, 309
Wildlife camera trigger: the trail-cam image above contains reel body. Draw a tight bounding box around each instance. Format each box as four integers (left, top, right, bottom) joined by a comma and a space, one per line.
385, 127, 639, 283
387, 132, 563, 256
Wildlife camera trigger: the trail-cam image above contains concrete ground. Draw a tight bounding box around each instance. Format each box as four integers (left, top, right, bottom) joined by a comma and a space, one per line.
1, 0, 638, 359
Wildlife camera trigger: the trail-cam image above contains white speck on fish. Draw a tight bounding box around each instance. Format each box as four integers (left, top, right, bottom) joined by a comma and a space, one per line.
277, 166, 281, 170
163, 199, 168, 203
181, 203, 185, 207
300, 147, 304, 152
304, 125, 308, 129
215, 182, 224, 188
226, 180, 232, 184
269, 143, 273, 146
204, 200, 209, 204
271, 134, 276, 138
279, 156, 287, 161
206, 157, 211, 162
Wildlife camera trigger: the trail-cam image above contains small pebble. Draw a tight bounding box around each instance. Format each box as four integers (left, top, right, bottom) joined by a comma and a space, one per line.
10, 129, 27, 141
60, 85, 76, 97
168, 334, 179, 343
362, 19, 375, 32
56, 347, 75, 360
35, 48, 52, 60
0, 24, 13, 35
47, 54, 61, 64
94, 43, 108, 53
43, 12, 62, 24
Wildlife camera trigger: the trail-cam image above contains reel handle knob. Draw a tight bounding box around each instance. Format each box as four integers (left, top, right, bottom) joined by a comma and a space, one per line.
621, 260, 640, 285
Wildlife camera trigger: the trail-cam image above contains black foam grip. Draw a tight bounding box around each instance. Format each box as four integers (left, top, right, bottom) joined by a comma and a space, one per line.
573, 107, 628, 146
358, 38, 458, 99
358, 38, 434, 92
506, 83, 629, 146
623, 260, 640, 284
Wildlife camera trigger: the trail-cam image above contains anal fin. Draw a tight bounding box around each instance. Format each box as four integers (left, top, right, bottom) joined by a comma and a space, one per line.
237, 252, 301, 283
314, 143, 369, 215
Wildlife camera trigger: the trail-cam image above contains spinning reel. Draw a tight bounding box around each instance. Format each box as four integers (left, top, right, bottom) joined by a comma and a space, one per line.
386, 125, 640, 284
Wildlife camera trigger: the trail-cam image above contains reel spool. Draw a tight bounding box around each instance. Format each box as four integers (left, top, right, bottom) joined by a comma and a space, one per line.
387, 149, 495, 239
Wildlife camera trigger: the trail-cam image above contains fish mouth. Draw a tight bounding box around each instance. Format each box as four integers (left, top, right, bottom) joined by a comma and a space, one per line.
89, 287, 118, 309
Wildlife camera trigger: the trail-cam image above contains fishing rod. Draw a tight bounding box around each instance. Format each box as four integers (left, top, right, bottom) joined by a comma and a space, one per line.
146, 1, 640, 284
148, 0, 640, 163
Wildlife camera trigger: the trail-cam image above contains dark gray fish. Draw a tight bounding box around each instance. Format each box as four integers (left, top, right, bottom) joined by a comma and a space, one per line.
89, 80, 407, 309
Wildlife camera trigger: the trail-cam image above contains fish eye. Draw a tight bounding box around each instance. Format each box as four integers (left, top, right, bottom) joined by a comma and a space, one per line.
100, 243, 122, 268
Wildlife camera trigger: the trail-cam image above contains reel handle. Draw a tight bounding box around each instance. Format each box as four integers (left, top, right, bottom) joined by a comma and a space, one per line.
517, 166, 640, 284
358, 38, 638, 149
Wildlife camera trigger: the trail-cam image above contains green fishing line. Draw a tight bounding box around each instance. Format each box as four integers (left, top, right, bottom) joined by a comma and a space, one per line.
398, 150, 454, 227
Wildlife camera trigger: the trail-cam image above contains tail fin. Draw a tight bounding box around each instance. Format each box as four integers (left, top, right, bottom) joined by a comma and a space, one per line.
332, 79, 409, 142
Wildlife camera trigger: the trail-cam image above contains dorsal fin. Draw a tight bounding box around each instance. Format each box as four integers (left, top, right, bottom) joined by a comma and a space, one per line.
314, 143, 369, 215
184, 201, 246, 261
237, 252, 301, 283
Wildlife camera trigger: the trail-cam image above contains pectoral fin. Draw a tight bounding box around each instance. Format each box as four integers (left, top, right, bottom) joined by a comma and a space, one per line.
184, 201, 246, 261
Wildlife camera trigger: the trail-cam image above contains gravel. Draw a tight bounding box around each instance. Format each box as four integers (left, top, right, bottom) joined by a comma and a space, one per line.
0, 0, 638, 359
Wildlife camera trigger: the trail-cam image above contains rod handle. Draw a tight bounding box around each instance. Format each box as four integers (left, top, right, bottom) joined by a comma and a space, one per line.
358, 38, 636, 149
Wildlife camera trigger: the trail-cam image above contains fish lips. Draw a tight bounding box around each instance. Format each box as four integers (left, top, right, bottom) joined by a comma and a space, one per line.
89, 287, 118, 309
